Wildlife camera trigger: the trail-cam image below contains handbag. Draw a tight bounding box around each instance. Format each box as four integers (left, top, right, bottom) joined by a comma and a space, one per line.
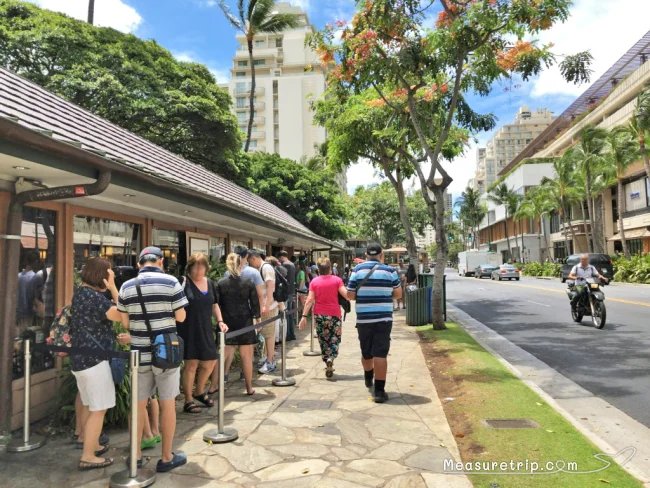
338, 293, 351, 320
47, 305, 73, 357
135, 279, 184, 370
82, 329, 127, 385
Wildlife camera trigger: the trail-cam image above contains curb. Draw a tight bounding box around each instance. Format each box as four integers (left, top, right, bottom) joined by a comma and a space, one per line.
448, 304, 650, 486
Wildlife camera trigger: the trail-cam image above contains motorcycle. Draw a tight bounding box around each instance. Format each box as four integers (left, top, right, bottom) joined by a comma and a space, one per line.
565, 277, 607, 329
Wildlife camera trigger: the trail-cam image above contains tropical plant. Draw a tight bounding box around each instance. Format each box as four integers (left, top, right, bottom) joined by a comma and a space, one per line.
573, 126, 608, 252
488, 183, 518, 261
456, 187, 486, 250
633, 85, 650, 181
605, 127, 640, 258
613, 254, 650, 283
516, 186, 553, 261
219, 0, 300, 152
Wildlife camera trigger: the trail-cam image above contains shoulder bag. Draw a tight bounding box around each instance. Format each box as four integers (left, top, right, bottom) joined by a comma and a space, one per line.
82, 328, 127, 385
135, 279, 184, 370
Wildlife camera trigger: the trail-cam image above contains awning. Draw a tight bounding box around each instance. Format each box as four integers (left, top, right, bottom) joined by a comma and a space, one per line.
608, 228, 650, 241
385, 246, 408, 253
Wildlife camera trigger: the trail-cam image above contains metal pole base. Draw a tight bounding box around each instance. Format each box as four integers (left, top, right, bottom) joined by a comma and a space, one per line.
272, 377, 296, 387
303, 350, 320, 357
110, 468, 156, 488
7, 434, 45, 452
203, 427, 238, 444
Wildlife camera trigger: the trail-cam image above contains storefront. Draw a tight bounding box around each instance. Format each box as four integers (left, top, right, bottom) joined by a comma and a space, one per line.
0, 67, 333, 434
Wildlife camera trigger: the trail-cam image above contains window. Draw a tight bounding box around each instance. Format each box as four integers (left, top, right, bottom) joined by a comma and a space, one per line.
152, 229, 185, 276
624, 176, 649, 212
73, 216, 141, 271
15, 207, 58, 378
236, 97, 247, 108
255, 39, 266, 48
237, 60, 248, 67
253, 59, 266, 66
275, 37, 283, 48
209, 237, 226, 265
628, 238, 643, 255
231, 239, 249, 253
235, 72, 246, 77
235, 82, 250, 94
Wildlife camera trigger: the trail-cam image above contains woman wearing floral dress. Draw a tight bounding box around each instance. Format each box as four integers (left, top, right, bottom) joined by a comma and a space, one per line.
298, 257, 347, 378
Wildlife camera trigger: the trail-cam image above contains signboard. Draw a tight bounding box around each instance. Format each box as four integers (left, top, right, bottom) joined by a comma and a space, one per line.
189, 237, 209, 256
630, 191, 641, 200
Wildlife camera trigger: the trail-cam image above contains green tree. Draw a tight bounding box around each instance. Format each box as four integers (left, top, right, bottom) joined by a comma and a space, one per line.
219, 0, 299, 152
605, 127, 640, 258
488, 183, 518, 261
0, 1, 244, 183
310, 0, 591, 328
516, 187, 553, 261
246, 152, 347, 240
348, 182, 404, 248
456, 187, 486, 250
633, 85, 650, 181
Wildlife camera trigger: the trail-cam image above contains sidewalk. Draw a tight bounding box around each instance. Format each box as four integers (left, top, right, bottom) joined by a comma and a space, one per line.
0, 311, 471, 488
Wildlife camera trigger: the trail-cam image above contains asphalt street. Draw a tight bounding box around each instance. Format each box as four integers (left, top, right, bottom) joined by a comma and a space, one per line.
446, 271, 650, 428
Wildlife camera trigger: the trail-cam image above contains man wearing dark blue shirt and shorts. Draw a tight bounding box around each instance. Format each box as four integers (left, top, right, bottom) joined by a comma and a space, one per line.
347, 243, 402, 403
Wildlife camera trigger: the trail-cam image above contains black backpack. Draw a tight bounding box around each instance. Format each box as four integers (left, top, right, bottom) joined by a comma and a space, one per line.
261, 263, 289, 303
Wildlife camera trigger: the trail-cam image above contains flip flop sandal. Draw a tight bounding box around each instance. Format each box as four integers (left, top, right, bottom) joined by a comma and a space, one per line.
141, 437, 158, 450
156, 452, 187, 473
95, 445, 109, 457
193, 394, 215, 408
207, 388, 219, 395
79, 457, 114, 471
183, 401, 202, 414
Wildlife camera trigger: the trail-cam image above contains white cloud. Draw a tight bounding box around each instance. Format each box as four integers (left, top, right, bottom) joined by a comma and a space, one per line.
172, 51, 230, 84
287, 0, 311, 11
443, 139, 482, 198
26, 0, 142, 33
531, 0, 650, 97
346, 159, 384, 194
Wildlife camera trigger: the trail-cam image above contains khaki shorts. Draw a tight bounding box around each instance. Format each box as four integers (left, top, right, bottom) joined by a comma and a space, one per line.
73, 361, 116, 412
260, 309, 279, 350
137, 365, 180, 401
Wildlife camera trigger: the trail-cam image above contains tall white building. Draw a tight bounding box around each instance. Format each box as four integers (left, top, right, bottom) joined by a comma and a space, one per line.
224, 3, 326, 162
472, 106, 555, 191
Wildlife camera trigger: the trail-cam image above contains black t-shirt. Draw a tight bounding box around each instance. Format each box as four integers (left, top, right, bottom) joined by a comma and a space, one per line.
70, 286, 113, 372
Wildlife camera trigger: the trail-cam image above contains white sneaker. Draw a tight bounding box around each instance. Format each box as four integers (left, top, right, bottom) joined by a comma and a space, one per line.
267, 361, 277, 373
259, 361, 276, 374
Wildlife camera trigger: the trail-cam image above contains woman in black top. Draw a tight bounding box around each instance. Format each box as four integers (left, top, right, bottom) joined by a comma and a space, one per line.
70, 258, 125, 471
218, 253, 260, 396
178, 253, 227, 413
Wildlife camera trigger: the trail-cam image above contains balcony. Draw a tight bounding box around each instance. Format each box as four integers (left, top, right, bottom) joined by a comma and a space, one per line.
234, 86, 265, 96
235, 101, 265, 111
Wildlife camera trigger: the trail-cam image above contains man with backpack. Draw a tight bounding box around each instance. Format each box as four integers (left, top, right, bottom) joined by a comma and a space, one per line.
248, 250, 287, 374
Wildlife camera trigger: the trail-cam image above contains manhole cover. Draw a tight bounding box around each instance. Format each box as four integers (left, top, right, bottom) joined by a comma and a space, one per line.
483, 418, 539, 429
279, 400, 333, 410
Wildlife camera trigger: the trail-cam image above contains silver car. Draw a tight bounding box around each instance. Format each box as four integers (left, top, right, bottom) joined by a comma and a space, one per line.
491, 265, 520, 281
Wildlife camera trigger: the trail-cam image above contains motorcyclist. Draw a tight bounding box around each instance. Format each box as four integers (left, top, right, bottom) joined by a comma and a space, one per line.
568, 253, 609, 307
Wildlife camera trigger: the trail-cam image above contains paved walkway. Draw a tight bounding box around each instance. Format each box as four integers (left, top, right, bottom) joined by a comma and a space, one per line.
1, 311, 471, 488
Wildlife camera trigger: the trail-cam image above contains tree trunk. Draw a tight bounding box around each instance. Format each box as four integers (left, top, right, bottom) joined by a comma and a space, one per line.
245, 38, 256, 153
542, 215, 550, 261
581, 201, 592, 253
566, 205, 579, 253
561, 211, 570, 258
617, 179, 629, 258
598, 195, 606, 254
87, 0, 95, 25
391, 165, 419, 272
585, 166, 597, 253
504, 212, 511, 262
640, 138, 650, 181
431, 186, 447, 330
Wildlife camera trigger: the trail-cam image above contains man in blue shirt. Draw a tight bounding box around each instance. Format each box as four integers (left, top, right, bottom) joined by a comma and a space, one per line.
347, 243, 402, 403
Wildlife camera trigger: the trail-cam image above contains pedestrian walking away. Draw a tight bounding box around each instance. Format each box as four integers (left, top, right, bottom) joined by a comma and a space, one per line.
177, 252, 227, 414
299, 257, 348, 378
248, 250, 279, 374
347, 243, 402, 403
218, 253, 261, 396
118, 246, 189, 473
278, 250, 297, 341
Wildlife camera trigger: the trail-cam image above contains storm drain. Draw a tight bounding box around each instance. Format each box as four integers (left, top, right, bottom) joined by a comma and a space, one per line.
483, 418, 539, 429
279, 400, 333, 411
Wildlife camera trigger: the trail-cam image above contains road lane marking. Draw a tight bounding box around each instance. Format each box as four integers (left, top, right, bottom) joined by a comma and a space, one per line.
527, 300, 551, 308
484, 279, 650, 308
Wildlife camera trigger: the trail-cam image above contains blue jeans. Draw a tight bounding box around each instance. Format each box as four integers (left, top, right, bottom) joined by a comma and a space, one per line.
285, 296, 296, 340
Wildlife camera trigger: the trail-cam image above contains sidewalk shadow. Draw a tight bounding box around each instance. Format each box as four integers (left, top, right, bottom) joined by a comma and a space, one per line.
393, 392, 432, 405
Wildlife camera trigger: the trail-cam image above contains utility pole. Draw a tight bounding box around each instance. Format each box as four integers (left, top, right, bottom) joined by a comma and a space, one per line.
87, 0, 95, 25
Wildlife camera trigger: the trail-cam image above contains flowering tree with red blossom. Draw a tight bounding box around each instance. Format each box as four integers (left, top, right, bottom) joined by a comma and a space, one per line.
310, 0, 592, 329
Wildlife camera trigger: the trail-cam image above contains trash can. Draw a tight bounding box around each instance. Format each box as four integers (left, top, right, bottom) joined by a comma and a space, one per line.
418, 273, 434, 288
405, 275, 446, 326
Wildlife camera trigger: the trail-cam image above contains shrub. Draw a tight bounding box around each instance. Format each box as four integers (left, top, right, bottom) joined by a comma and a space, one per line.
522, 261, 561, 277
613, 254, 650, 284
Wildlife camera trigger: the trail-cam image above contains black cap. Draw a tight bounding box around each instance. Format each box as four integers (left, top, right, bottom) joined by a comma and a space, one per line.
366, 243, 383, 257
235, 246, 249, 258
139, 246, 164, 263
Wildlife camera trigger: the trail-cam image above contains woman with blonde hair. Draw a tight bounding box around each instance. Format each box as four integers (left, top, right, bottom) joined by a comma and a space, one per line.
298, 257, 347, 378
217, 253, 261, 395
177, 253, 227, 414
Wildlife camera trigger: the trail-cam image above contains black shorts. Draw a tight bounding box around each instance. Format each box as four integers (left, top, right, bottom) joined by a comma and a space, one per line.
356, 322, 392, 359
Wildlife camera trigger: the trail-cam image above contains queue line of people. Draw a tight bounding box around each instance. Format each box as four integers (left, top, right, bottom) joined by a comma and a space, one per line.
66, 243, 401, 472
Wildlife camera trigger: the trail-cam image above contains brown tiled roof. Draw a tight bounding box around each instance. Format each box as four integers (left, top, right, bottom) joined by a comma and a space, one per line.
0, 67, 329, 244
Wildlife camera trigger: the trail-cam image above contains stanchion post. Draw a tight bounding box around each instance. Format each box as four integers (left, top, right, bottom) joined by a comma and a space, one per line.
273, 312, 295, 387
303, 313, 320, 357
8, 339, 46, 452
110, 350, 156, 488
203, 331, 238, 444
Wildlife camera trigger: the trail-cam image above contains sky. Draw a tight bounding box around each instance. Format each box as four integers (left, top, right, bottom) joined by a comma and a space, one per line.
26, 0, 650, 201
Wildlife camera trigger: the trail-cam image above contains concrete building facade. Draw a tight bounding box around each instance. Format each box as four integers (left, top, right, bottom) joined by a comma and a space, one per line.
224, 3, 326, 162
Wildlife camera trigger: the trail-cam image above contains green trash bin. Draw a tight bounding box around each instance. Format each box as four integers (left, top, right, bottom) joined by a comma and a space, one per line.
418, 273, 434, 288
405, 275, 446, 326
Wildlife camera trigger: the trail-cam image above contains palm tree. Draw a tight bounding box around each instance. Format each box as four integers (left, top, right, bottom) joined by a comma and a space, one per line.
573, 125, 608, 252
488, 183, 518, 261
220, 0, 299, 152
516, 188, 551, 261
605, 127, 640, 258
88, 0, 95, 24
457, 187, 487, 250
508, 192, 524, 261
633, 85, 650, 180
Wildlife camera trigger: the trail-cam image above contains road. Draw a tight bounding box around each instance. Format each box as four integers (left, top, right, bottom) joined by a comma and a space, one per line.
446, 272, 650, 428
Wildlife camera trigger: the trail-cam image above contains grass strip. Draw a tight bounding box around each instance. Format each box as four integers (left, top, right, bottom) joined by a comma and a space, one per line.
417, 322, 642, 488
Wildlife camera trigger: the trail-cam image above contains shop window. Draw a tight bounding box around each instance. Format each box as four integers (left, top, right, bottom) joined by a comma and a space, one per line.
628, 238, 643, 256
15, 207, 57, 379
231, 239, 249, 253
152, 229, 186, 277
209, 237, 226, 265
